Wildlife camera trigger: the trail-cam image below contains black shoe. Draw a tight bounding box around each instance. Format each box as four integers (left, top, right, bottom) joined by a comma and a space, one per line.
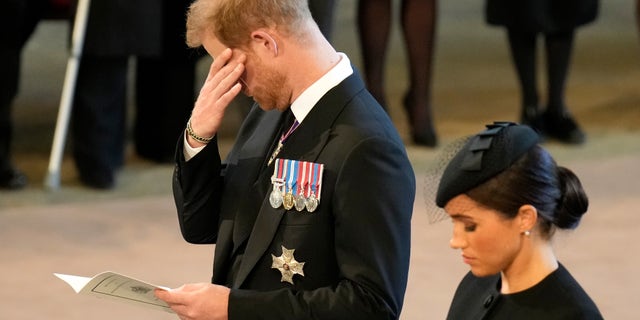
520, 106, 544, 134
542, 111, 586, 145
403, 93, 438, 147
0, 168, 28, 190
79, 170, 115, 190
412, 127, 438, 147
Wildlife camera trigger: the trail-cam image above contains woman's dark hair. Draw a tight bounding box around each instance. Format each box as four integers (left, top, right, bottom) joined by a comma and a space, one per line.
466, 145, 589, 239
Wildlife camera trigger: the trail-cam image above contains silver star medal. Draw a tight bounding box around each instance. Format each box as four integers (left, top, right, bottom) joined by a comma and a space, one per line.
271, 246, 305, 284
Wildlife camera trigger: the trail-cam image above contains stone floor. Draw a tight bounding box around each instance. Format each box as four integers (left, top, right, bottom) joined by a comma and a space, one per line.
1, 1, 639, 319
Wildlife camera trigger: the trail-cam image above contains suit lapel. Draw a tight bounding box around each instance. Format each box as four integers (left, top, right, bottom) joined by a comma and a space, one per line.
232, 72, 366, 288
228, 109, 286, 254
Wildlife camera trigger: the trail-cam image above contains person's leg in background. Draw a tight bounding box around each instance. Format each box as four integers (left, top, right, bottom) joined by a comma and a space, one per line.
71, 56, 128, 189
542, 30, 585, 144
135, 0, 201, 163
400, 0, 438, 147
0, 0, 46, 190
506, 28, 541, 132
636, 0, 640, 43
357, 0, 393, 110
308, 0, 337, 41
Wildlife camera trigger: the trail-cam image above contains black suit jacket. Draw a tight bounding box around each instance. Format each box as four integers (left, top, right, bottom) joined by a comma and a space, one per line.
173, 71, 415, 319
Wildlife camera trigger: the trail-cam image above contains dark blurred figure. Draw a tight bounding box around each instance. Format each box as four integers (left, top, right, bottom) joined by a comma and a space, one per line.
0, 0, 55, 190
135, 1, 203, 163
357, 0, 438, 147
486, 0, 599, 145
309, 0, 337, 41
636, 0, 640, 43
71, 0, 200, 189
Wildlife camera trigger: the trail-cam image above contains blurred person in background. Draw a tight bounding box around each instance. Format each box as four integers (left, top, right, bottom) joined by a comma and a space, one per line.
0, 0, 62, 190
357, 0, 439, 147
71, 0, 200, 189
485, 0, 599, 145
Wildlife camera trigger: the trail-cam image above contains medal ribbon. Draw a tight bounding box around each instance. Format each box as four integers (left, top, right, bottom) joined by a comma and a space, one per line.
287, 159, 296, 195
281, 120, 300, 144
297, 160, 306, 196
316, 163, 324, 201
282, 159, 290, 193
304, 161, 313, 198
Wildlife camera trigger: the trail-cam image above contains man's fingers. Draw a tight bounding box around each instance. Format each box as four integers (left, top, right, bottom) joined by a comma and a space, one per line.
197, 62, 244, 114
205, 48, 233, 82
218, 82, 243, 107
155, 288, 187, 305
200, 57, 244, 99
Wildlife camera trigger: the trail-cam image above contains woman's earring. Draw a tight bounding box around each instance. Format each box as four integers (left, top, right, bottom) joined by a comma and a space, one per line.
524, 230, 531, 236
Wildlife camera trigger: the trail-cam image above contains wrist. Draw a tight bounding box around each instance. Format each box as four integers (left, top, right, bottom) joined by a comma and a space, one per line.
186, 118, 214, 145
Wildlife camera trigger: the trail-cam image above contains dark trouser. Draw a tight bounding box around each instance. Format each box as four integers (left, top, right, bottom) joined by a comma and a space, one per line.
308, 0, 337, 40
0, 0, 46, 172
71, 56, 128, 177
135, 54, 199, 162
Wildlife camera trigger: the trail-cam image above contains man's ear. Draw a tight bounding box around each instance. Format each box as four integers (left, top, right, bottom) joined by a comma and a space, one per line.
250, 30, 279, 56
517, 204, 538, 233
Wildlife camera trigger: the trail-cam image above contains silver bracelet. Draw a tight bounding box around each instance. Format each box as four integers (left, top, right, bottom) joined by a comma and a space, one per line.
186, 119, 214, 144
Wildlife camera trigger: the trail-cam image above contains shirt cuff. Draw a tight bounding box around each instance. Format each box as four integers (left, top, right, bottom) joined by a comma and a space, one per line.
183, 131, 206, 161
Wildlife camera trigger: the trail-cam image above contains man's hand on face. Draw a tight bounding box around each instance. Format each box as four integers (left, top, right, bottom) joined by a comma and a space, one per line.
187, 48, 246, 147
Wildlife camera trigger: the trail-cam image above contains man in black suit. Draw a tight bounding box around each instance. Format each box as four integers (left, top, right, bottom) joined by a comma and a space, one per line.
155, 0, 416, 319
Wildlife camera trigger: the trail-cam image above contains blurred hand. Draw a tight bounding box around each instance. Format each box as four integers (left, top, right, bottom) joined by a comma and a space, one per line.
155, 283, 230, 320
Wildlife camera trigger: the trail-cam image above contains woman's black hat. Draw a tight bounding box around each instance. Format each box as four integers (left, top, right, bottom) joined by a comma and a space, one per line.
435, 122, 540, 208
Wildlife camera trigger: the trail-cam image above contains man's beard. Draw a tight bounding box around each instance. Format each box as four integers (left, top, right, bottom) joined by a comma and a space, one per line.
251, 66, 289, 112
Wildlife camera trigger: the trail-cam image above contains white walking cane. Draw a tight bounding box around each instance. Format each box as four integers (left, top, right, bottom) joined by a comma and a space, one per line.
44, 0, 91, 190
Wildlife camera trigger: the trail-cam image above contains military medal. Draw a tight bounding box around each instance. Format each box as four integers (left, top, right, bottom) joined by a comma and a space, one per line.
305, 162, 323, 213
271, 245, 305, 284
294, 160, 306, 211
283, 159, 295, 210
269, 158, 324, 213
269, 159, 285, 209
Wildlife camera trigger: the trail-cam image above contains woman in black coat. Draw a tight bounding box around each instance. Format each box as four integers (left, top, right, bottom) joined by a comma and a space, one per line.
435, 122, 603, 319
485, 1, 598, 144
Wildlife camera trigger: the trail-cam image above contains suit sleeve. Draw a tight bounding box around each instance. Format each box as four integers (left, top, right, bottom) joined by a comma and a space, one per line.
172, 136, 225, 244
228, 136, 416, 320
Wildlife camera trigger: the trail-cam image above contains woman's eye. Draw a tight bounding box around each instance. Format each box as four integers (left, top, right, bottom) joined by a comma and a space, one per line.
464, 224, 477, 232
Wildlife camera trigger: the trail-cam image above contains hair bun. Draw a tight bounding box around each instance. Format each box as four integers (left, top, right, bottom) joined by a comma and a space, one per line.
553, 166, 589, 229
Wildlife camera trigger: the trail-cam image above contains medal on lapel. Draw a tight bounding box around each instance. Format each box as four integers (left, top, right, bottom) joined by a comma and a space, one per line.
269, 159, 285, 209
305, 162, 323, 213
294, 160, 306, 211
271, 245, 305, 285
283, 159, 295, 210
269, 158, 324, 212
